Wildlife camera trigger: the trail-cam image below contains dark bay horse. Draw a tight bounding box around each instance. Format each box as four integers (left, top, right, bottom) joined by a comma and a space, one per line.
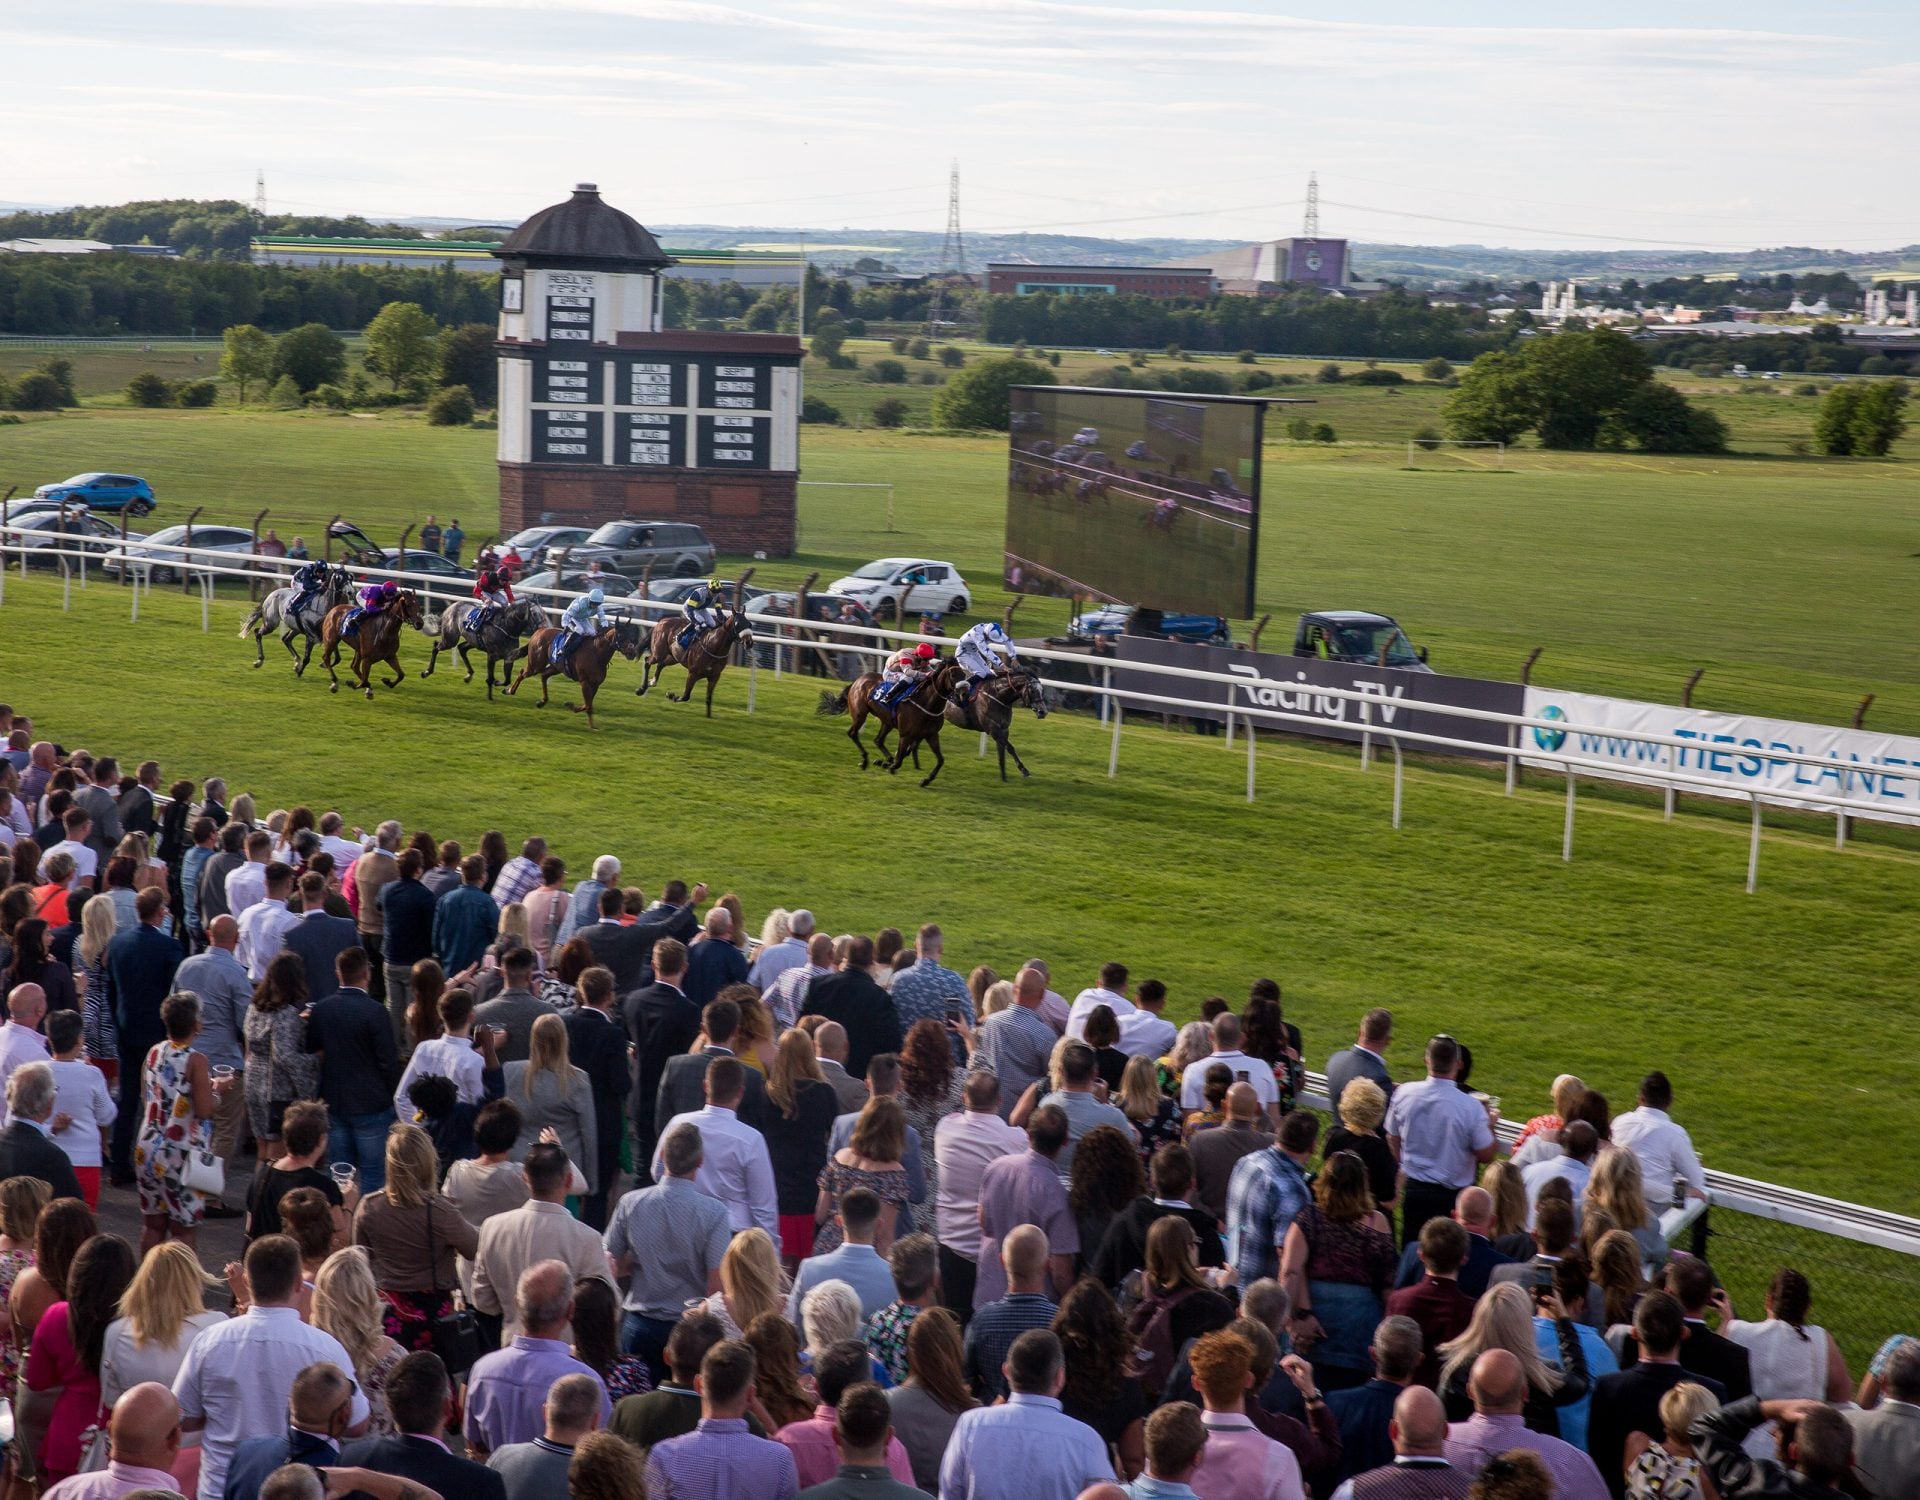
422, 596, 546, 700
817, 661, 951, 771
887, 661, 964, 787
637, 613, 754, 718
510, 621, 643, 729
318, 589, 424, 699
238, 565, 352, 673
946, 665, 1049, 780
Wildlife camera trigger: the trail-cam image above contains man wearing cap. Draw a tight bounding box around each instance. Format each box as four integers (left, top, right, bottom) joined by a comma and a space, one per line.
876, 642, 939, 706
556, 588, 610, 672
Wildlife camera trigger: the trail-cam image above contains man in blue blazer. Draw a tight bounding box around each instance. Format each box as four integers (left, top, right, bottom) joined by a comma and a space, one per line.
281, 871, 361, 1003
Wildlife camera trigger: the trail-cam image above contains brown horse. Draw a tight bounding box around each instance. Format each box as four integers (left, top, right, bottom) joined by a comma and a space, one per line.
885, 660, 964, 787
816, 662, 948, 771
510, 621, 643, 729
318, 589, 424, 699
637, 612, 754, 717
945, 664, 1049, 780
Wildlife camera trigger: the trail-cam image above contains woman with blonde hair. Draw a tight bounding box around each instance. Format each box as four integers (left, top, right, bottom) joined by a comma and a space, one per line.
1116, 1053, 1181, 1161
715, 893, 751, 955
310, 1247, 405, 1434
77, 896, 121, 1086
1511, 1075, 1586, 1164
352, 1122, 480, 1346
1158, 1020, 1213, 1096
966, 965, 998, 1017
228, 792, 256, 830
115, 832, 167, 895
1009, 1035, 1078, 1125
1624, 1380, 1720, 1499
1481, 1160, 1535, 1260
732, 992, 779, 1073
702, 1229, 787, 1338
1587, 1147, 1667, 1264
765, 1029, 839, 1266
1591, 1229, 1650, 1335
504, 1014, 596, 1195
977, 979, 1014, 1019
759, 908, 792, 955
0, 1176, 49, 1389
814, 1097, 910, 1255
1281, 1151, 1397, 1388
1438, 1281, 1591, 1435
1323, 1076, 1399, 1233
99, 1240, 223, 1416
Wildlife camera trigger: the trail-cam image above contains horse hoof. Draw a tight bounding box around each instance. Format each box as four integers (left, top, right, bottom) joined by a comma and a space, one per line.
251, 661, 262, 669
329, 684, 339, 694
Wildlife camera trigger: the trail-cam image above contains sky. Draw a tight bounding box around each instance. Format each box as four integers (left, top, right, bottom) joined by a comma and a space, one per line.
5, 0, 1916, 251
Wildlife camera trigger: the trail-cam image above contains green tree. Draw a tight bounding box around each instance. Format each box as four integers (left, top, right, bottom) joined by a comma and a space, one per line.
809, 322, 847, 364
272, 323, 346, 392
1421, 356, 1454, 381
266, 374, 304, 408
220, 323, 275, 404
907, 338, 931, 360
938, 345, 965, 368
1617, 382, 1727, 453
1316, 363, 1343, 384
871, 397, 910, 428
867, 358, 907, 384
126, 371, 174, 407
1815, 380, 1908, 456
800, 395, 842, 424
425, 384, 476, 426
362, 301, 440, 393
1524, 327, 1649, 449
437, 323, 497, 405
1443, 350, 1539, 444
40, 358, 76, 405
176, 379, 217, 408
932, 356, 1056, 430
10, 371, 65, 411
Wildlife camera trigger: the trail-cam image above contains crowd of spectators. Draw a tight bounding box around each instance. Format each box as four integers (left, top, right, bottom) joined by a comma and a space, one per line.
0, 706, 1913, 1500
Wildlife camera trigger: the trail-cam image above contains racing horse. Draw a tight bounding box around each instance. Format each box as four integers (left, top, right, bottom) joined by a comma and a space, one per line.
509, 620, 643, 730
237, 564, 353, 674
885, 660, 965, 788
945, 664, 1049, 781
637, 612, 754, 718
317, 588, 424, 699
422, 596, 546, 701
816, 658, 957, 771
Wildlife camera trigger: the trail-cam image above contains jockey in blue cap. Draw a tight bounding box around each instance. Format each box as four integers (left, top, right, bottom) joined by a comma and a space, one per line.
288, 558, 330, 617
678, 577, 728, 649
877, 641, 938, 706
343, 579, 397, 639
557, 587, 609, 667
954, 620, 1017, 703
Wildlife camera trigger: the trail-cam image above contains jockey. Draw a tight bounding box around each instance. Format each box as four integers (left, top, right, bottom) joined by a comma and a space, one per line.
678, 578, 728, 647
557, 588, 609, 666
288, 558, 329, 616
468, 566, 514, 635
343, 579, 397, 639
877, 641, 938, 706
954, 620, 1017, 702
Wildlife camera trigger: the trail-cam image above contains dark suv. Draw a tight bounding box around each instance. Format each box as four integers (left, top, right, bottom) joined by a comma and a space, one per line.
568, 520, 715, 579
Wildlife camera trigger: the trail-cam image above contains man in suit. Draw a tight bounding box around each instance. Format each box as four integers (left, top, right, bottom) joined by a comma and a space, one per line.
339, 1352, 506, 1500
1324, 1007, 1395, 1116
800, 938, 901, 1079
581, 885, 702, 994
1329, 1385, 1473, 1500
280, 873, 360, 1004
812, 1022, 870, 1113
472, 947, 548, 1062
655, 996, 767, 1131
1486, 1199, 1604, 1327
302, 946, 401, 1194
72, 755, 124, 866
105, 885, 181, 1180
682, 906, 748, 1006
1664, 1258, 1753, 1400
1846, 1340, 1920, 1499
562, 966, 632, 1230
1588, 1292, 1727, 1499
1393, 1186, 1512, 1299
222, 1362, 357, 1500
1325, 1315, 1424, 1484
625, 938, 700, 1170
0, 1062, 84, 1201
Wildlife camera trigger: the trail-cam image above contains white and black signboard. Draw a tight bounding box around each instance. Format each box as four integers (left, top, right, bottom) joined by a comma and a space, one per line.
622, 357, 687, 409
537, 357, 600, 406
620, 411, 685, 468
545, 272, 597, 341
536, 409, 603, 464
698, 414, 770, 468
701, 361, 769, 409
502, 277, 524, 312
1115, 637, 1522, 754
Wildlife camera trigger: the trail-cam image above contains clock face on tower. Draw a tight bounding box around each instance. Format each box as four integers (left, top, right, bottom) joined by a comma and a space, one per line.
1305, 250, 1322, 272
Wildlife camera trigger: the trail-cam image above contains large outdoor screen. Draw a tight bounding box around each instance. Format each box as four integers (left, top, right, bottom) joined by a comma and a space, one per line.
1003, 387, 1262, 618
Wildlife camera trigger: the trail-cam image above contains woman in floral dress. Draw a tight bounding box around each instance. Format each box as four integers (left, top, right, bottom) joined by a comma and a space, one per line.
0, 1176, 51, 1396
814, 1097, 912, 1255
133, 993, 219, 1255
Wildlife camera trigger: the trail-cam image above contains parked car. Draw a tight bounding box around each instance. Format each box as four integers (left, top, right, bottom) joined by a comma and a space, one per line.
107, 523, 259, 583
501, 525, 594, 569
566, 520, 715, 579
32, 473, 157, 517
1292, 610, 1431, 671
0, 512, 145, 568
371, 548, 476, 585
1069, 604, 1231, 646
517, 568, 640, 598
826, 558, 972, 621
750, 592, 876, 676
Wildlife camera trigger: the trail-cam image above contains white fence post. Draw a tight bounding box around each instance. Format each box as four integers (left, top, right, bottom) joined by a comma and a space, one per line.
1504, 723, 1517, 796
200, 572, 211, 632
129, 569, 139, 622
62, 560, 72, 612
1108, 699, 1123, 778
1747, 794, 1762, 894
747, 654, 757, 715
1245, 718, 1256, 803
1563, 770, 1577, 862
1392, 741, 1405, 829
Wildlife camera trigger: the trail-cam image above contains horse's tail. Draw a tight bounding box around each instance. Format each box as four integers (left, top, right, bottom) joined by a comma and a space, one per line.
237, 602, 267, 639
817, 687, 851, 718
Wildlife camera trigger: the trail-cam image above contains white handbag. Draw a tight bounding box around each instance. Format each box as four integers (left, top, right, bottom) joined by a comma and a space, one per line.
179, 1147, 226, 1197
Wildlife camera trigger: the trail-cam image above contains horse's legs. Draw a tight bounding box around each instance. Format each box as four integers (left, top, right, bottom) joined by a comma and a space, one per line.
382, 655, 404, 690
997, 734, 1009, 782
324, 639, 341, 694
508, 656, 531, 696
920, 735, 946, 788
537, 669, 551, 708
704, 674, 716, 718
458, 643, 475, 684
635, 651, 654, 696
848, 715, 868, 770
251, 625, 267, 669
1003, 730, 1032, 779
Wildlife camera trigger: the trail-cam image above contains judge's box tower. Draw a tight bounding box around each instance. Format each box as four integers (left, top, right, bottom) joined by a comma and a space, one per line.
495, 183, 801, 553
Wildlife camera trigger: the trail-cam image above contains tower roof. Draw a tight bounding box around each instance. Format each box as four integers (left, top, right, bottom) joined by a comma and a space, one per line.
497, 183, 675, 271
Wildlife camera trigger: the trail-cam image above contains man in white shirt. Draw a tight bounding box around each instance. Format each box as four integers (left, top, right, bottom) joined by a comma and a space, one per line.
393, 986, 486, 1117
317, 812, 368, 872
1065, 961, 1134, 1039
933, 1073, 1026, 1314
1519, 1120, 1598, 1226
42, 809, 98, 889
1611, 1070, 1707, 1203
0, 984, 50, 1126
174, 1234, 371, 1500
649, 1057, 778, 1238
223, 829, 275, 919
1179, 1013, 1280, 1123
1384, 1035, 1497, 1249
1115, 978, 1177, 1059
234, 863, 301, 981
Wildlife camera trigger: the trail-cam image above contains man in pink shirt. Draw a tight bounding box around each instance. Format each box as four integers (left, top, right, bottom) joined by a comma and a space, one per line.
971, 1104, 1077, 1309
41, 1383, 182, 1500
773, 1343, 915, 1487
933, 1072, 1025, 1315
1188, 1328, 1307, 1500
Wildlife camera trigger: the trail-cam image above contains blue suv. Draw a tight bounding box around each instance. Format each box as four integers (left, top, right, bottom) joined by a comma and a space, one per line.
33, 473, 156, 517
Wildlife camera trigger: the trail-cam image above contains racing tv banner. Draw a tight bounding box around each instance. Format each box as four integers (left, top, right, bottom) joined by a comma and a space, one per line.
1522, 687, 1920, 828
1114, 638, 1521, 754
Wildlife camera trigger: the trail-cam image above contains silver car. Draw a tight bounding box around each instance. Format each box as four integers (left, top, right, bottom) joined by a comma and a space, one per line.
109, 523, 261, 583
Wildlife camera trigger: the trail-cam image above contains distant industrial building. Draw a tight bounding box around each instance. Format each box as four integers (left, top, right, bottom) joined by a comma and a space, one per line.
250, 235, 803, 287
984, 263, 1216, 299
0, 238, 177, 257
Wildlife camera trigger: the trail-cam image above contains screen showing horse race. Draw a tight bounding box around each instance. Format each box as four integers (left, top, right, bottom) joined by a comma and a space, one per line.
1003, 386, 1262, 618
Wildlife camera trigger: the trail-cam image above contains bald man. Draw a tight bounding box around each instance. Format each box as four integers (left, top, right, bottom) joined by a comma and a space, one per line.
42, 1381, 181, 1500
812, 1021, 869, 1113
1443, 1350, 1607, 1500
464, 1261, 611, 1459
1393, 1185, 1513, 1298
1189, 1079, 1274, 1222
223, 1362, 358, 1500
963, 1224, 1058, 1401
1327, 1386, 1462, 1500
0, 982, 51, 1123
